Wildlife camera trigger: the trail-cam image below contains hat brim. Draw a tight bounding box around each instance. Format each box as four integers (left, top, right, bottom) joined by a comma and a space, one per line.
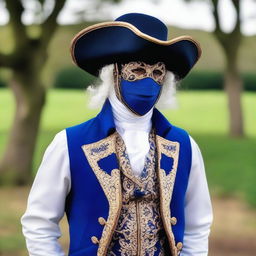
70, 21, 202, 79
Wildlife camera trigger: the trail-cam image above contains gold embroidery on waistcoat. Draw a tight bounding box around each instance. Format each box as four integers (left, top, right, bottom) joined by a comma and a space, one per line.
82, 132, 122, 256
107, 131, 167, 256
82, 131, 181, 256
156, 135, 180, 256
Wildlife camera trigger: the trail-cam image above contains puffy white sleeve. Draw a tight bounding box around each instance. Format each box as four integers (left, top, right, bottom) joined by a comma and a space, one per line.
181, 136, 213, 256
21, 130, 71, 256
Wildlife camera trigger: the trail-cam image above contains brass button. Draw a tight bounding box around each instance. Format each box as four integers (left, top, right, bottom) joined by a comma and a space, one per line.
98, 217, 106, 225
170, 217, 177, 225
176, 242, 183, 251
91, 236, 99, 244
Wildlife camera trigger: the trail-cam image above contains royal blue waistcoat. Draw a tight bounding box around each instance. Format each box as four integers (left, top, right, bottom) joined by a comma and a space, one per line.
65, 99, 192, 256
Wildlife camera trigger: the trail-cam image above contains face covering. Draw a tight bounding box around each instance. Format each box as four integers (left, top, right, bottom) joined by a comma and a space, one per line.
114, 61, 166, 116
120, 77, 161, 115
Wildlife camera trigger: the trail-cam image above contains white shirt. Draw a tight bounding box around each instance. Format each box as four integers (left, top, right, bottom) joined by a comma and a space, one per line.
21, 95, 213, 256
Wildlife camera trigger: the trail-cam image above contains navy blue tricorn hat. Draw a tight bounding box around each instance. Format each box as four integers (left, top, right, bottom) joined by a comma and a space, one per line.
70, 13, 201, 79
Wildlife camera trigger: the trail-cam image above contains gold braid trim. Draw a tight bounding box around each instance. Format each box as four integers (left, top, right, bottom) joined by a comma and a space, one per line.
156, 135, 180, 256
82, 132, 122, 256
113, 63, 122, 102
113, 63, 142, 116
70, 21, 202, 65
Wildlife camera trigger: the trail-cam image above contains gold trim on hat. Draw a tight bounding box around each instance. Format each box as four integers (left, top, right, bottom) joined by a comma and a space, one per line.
70, 21, 202, 66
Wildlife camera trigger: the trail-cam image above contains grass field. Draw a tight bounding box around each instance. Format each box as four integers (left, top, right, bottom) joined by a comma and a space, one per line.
0, 88, 256, 255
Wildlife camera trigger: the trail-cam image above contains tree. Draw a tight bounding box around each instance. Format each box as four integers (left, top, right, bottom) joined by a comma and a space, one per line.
0, 0, 123, 185
186, 0, 245, 136
212, 0, 244, 137
0, 0, 66, 185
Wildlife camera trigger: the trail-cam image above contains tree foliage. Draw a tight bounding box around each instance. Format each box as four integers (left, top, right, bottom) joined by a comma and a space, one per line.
0, 0, 66, 69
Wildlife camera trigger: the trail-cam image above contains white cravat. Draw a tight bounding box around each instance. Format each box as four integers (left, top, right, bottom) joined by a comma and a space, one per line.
108, 90, 153, 177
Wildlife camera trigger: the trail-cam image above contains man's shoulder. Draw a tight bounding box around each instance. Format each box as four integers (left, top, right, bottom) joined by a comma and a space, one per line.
65, 116, 97, 134
64, 113, 111, 146
153, 108, 190, 140
162, 121, 191, 144
170, 124, 190, 137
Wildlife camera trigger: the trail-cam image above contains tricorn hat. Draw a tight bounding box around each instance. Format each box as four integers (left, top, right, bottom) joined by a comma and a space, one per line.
70, 13, 201, 79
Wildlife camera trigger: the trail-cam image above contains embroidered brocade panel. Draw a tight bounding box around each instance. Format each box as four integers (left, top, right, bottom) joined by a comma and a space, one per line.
107, 130, 169, 256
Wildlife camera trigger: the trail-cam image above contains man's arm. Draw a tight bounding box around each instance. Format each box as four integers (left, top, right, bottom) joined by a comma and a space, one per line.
21, 130, 71, 256
181, 136, 213, 256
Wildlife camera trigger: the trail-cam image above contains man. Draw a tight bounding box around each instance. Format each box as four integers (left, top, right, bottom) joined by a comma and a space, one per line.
21, 13, 213, 256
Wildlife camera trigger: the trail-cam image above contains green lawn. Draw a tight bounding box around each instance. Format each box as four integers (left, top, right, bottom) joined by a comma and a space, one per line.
1, 88, 256, 206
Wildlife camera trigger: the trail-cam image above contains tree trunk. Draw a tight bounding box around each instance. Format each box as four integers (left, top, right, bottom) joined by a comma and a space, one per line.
224, 54, 244, 137
0, 70, 46, 185
216, 29, 244, 137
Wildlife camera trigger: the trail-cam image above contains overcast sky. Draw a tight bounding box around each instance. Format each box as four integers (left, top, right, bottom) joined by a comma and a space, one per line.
0, 0, 256, 35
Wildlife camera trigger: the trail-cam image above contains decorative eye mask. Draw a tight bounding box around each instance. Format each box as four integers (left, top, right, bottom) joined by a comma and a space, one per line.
121, 61, 166, 85
113, 61, 166, 116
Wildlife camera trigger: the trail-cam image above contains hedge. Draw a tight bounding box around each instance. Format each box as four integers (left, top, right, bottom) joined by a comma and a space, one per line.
51, 66, 256, 91
241, 73, 256, 91
0, 77, 6, 88
53, 66, 96, 89
180, 71, 256, 91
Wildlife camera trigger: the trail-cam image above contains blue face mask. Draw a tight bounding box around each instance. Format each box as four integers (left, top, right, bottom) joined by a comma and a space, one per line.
120, 77, 162, 116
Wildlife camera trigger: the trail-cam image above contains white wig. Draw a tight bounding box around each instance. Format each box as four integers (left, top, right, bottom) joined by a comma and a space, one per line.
87, 64, 178, 110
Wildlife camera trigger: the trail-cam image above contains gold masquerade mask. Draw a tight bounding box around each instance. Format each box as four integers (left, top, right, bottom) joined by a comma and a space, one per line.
120, 61, 166, 85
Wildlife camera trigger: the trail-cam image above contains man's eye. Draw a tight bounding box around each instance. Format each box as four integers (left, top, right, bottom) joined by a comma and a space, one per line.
131, 68, 146, 75
153, 70, 163, 78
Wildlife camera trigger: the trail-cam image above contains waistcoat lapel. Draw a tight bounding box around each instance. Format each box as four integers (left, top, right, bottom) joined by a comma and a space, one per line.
155, 135, 180, 256
82, 132, 122, 256
152, 108, 181, 256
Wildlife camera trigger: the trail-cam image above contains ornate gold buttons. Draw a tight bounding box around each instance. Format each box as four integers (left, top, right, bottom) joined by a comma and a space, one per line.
91, 236, 99, 244
98, 217, 106, 225
176, 242, 183, 250
170, 217, 177, 225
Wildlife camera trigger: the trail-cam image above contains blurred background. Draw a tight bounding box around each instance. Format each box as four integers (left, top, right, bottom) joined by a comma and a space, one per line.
0, 0, 255, 255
